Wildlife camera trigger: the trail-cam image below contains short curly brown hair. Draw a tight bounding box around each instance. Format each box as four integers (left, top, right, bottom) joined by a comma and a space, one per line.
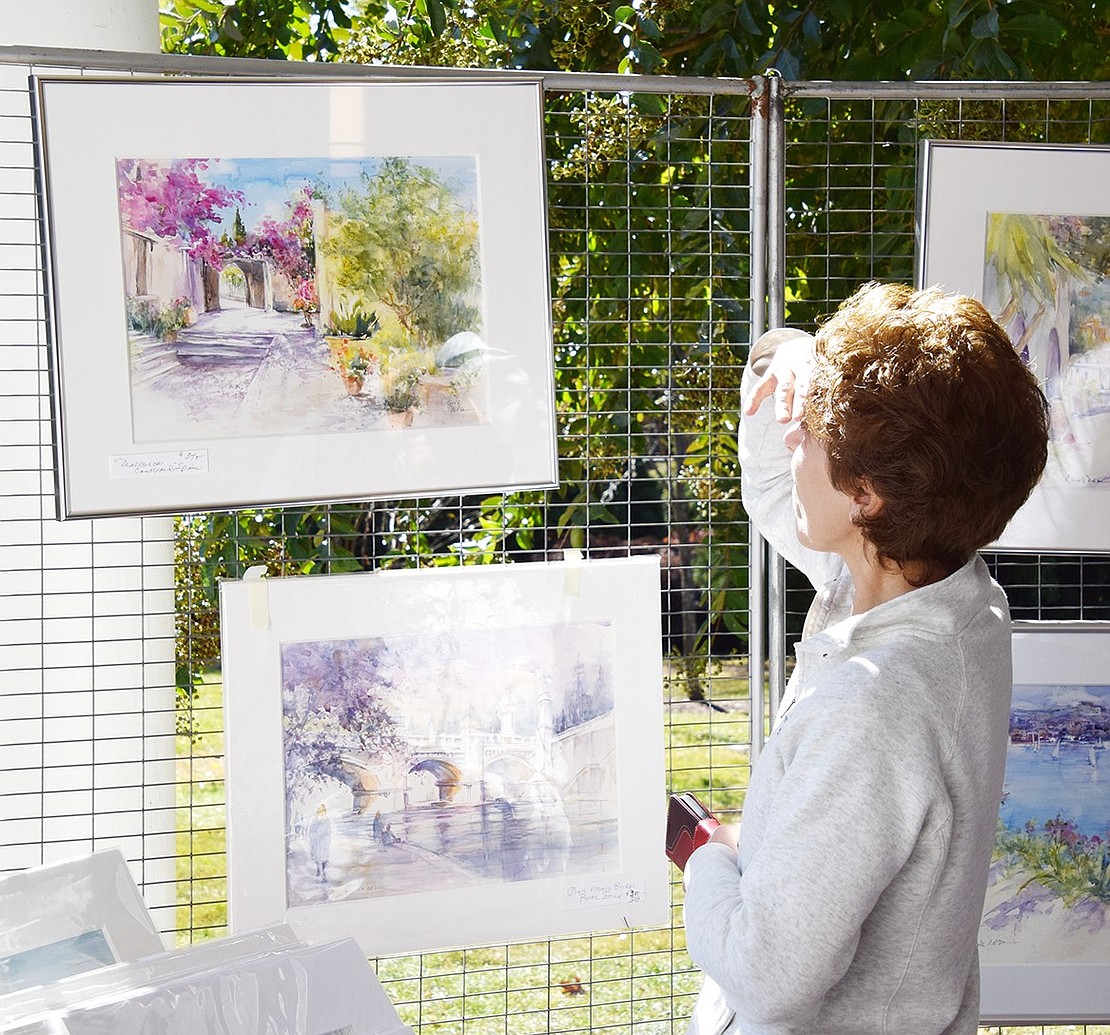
804, 282, 1048, 583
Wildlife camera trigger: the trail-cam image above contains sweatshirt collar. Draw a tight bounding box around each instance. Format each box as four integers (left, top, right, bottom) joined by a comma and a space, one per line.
798, 555, 996, 658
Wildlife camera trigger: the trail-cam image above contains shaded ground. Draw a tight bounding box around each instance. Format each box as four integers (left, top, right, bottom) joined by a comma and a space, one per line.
129, 306, 385, 442
287, 803, 616, 908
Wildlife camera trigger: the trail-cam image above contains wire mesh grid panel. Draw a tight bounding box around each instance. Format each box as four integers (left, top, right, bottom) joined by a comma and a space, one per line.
1, 53, 1110, 1034
774, 85, 1110, 1035
0, 57, 179, 930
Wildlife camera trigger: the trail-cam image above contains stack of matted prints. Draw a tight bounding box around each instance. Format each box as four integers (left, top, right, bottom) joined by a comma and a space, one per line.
0, 850, 411, 1034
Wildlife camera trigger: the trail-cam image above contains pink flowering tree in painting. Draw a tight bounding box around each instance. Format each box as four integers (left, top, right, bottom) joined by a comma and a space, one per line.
116, 157, 242, 269
117, 160, 323, 330
249, 186, 316, 285
237, 185, 319, 310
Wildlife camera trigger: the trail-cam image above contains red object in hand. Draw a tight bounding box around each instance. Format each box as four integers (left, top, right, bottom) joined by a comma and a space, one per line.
665, 792, 720, 871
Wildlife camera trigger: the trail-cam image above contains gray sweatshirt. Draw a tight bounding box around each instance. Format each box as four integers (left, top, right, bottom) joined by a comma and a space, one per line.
682, 365, 1013, 1034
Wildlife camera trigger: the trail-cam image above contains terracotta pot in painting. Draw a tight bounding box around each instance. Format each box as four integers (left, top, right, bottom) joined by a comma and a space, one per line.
341, 374, 365, 396
385, 408, 415, 429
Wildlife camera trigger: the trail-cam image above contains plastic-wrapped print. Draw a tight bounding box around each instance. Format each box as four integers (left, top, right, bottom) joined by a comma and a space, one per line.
220, 556, 669, 955
11, 939, 410, 1035
0, 926, 298, 1028
0, 850, 163, 1000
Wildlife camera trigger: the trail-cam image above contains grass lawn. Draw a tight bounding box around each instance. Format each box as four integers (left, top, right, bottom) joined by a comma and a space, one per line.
174, 670, 228, 943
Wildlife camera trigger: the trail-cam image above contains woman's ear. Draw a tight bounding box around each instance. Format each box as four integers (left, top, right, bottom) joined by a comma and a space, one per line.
851, 482, 885, 520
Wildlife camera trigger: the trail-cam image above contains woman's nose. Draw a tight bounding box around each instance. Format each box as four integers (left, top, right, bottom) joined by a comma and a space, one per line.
783, 421, 804, 451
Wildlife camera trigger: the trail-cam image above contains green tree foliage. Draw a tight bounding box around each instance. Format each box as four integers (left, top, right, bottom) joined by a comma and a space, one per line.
161, 0, 1108, 81
159, 0, 353, 59
322, 158, 481, 348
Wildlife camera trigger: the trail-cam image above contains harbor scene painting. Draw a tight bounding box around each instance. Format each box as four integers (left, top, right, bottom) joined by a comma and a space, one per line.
981, 679, 1110, 963
116, 154, 489, 442
279, 620, 620, 909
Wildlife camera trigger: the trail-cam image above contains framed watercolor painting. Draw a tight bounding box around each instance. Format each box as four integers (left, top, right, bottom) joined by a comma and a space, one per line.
979, 625, 1110, 1023
219, 556, 669, 955
916, 140, 1110, 552
32, 76, 556, 518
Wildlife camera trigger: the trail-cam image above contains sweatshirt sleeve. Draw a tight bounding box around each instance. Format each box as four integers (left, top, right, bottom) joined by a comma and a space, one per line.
738, 350, 840, 590
682, 688, 944, 1029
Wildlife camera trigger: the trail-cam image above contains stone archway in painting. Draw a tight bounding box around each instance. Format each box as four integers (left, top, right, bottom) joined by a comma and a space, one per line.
201, 257, 273, 312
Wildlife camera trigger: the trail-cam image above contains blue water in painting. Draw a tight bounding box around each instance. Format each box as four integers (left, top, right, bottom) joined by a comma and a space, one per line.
0, 928, 115, 995
999, 741, 1110, 839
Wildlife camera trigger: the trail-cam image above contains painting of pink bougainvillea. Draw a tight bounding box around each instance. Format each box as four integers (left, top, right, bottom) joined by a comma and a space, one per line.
116, 154, 489, 442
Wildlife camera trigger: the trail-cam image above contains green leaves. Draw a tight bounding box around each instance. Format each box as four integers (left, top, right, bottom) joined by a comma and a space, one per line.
1005, 13, 1066, 46
161, 0, 1107, 80
159, 0, 353, 60
970, 8, 999, 40
422, 0, 448, 36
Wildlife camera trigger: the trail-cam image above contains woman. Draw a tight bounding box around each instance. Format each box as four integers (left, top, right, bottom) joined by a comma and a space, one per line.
683, 283, 1049, 1034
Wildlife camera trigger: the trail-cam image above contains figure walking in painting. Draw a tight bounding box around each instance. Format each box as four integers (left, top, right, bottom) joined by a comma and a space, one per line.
683, 284, 1049, 1034
308, 803, 332, 881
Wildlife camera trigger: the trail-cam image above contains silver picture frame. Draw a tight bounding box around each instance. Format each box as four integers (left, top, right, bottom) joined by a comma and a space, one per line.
980, 622, 1110, 1022
33, 75, 557, 518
